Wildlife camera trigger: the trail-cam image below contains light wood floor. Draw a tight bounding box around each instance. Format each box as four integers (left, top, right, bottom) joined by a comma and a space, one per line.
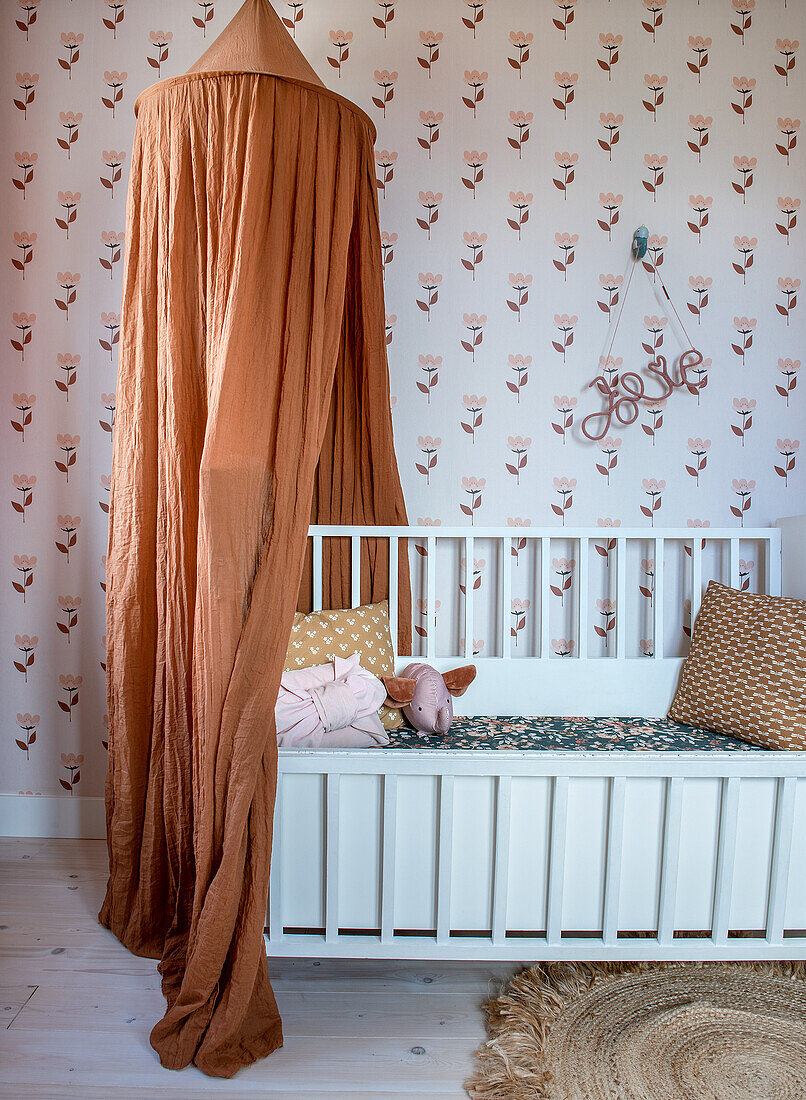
0, 838, 515, 1098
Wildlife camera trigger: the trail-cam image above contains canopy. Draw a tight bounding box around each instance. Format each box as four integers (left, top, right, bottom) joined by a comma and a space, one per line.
100, 0, 409, 1077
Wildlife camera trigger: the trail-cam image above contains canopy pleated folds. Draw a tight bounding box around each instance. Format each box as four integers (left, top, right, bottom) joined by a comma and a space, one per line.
100, 0, 409, 1077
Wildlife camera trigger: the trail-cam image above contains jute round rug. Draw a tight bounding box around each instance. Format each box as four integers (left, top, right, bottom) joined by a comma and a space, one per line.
466, 961, 806, 1100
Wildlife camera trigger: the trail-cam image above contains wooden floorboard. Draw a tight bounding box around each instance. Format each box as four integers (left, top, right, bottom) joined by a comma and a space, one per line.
0, 838, 509, 1097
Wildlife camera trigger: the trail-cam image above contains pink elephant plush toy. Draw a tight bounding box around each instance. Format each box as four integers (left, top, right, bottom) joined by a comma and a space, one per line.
382, 662, 476, 736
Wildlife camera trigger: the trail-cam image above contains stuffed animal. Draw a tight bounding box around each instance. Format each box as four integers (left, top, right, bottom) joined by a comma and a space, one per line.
382, 663, 476, 736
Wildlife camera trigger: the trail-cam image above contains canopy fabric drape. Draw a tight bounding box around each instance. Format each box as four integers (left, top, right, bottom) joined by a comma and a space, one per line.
100, 0, 409, 1078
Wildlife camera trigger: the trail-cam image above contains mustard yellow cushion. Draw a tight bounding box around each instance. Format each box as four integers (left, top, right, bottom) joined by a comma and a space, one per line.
284, 600, 403, 730
669, 581, 806, 750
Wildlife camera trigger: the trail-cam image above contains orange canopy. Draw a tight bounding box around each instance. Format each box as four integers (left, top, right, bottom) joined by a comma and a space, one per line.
101, 0, 408, 1077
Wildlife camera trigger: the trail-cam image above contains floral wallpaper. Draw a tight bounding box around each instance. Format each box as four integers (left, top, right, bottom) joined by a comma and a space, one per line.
2, 0, 804, 800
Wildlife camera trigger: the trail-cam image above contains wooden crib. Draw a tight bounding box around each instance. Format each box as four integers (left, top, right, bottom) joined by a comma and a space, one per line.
267, 521, 806, 962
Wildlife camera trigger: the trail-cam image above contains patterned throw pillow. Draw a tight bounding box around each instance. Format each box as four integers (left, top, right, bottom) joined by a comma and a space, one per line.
669, 581, 806, 750
285, 600, 403, 730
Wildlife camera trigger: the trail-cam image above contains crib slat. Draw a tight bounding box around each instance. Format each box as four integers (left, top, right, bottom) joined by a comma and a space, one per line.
464, 537, 474, 660
577, 537, 589, 660
711, 776, 740, 945
268, 781, 283, 941
691, 537, 703, 625
427, 536, 436, 660
502, 538, 512, 660
547, 775, 569, 945
388, 536, 399, 656
766, 777, 797, 945
729, 538, 740, 590
653, 537, 665, 660
603, 775, 626, 946
492, 775, 512, 946
658, 776, 684, 945
312, 535, 323, 612
436, 775, 455, 945
325, 773, 340, 943
541, 537, 551, 658
616, 538, 627, 659
381, 773, 398, 944
351, 536, 361, 608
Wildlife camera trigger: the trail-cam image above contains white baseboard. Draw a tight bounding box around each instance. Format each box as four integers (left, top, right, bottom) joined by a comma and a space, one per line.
0, 794, 106, 839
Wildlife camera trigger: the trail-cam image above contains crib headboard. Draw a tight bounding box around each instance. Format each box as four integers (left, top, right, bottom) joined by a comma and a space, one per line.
306, 525, 783, 718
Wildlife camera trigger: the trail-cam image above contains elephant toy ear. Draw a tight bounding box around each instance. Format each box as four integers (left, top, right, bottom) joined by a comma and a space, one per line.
381, 675, 417, 707
442, 665, 476, 697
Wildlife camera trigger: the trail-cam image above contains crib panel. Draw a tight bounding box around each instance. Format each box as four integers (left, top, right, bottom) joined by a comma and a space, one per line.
617, 778, 665, 931
673, 779, 721, 931
337, 775, 382, 930
393, 775, 438, 931
785, 780, 806, 931
450, 777, 495, 932
278, 773, 325, 931
730, 779, 777, 931
562, 778, 608, 933
505, 777, 552, 933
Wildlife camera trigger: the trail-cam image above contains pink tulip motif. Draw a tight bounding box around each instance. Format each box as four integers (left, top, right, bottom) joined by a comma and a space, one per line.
147, 31, 172, 78
688, 275, 712, 322
641, 478, 664, 526
687, 195, 712, 243
100, 150, 125, 197
775, 39, 798, 86
375, 150, 397, 199
386, 314, 396, 346
374, 1, 395, 37
59, 32, 83, 78
104, 0, 126, 38
418, 111, 442, 158
11, 394, 35, 442
640, 639, 655, 657
416, 436, 441, 485
55, 272, 80, 320
459, 555, 484, 595
642, 0, 665, 42
510, 598, 530, 645
775, 439, 799, 487
11, 550, 36, 600
553, 0, 576, 40
687, 356, 710, 403
100, 474, 111, 513
463, 70, 487, 118
642, 399, 665, 445
688, 36, 711, 82
553, 638, 575, 657
508, 192, 532, 239
328, 30, 353, 77
552, 314, 577, 362
639, 557, 655, 606
102, 71, 126, 118
461, 313, 486, 360
731, 479, 754, 526
598, 34, 622, 81
642, 74, 668, 121
553, 395, 577, 444
56, 192, 79, 238
732, 77, 755, 123
686, 437, 711, 485
55, 353, 80, 401
15, 713, 39, 759
414, 598, 441, 640
643, 315, 667, 357
506, 436, 530, 485
12, 475, 35, 523
463, 0, 485, 37
600, 356, 622, 390
738, 559, 754, 592
599, 113, 622, 161
12, 152, 37, 199
731, 316, 756, 365
509, 110, 533, 158
56, 514, 80, 563
595, 521, 619, 566
776, 118, 799, 164
596, 436, 621, 484
460, 477, 485, 523
462, 151, 487, 198
732, 237, 755, 284
416, 272, 441, 321
552, 477, 576, 526
555, 234, 578, 281
100, 393, 116, 438
688, 115, 711, 162
643, 234, 666, 277
55, 434, 79, 483
733, 155, 756, 203
59, 748, 83, 789
381, 231, 397, 275
418, 31, 443, 77
776, 358, 800, 406
508, 517, 531, 565
598, 192, 622, 239
554, 152, 579, 201
509, 31, 533, 78
461, 394, 486, 443
594, 598, 616, 647
193, 1, 215, 36
732, 398, 755, 446
15, 634, 38, 681
551, 557, 575, 605
57, 111, 81, 158
462, 232, 486, 280
417, 191, 441, 240
283, 3, 305, 39
57, 595, 81, 644
507, 354, 530, 403
99, 313, 120, 360
14, 73, 39, 120
776, 196, 800, 244
730, 0, 754, 45
12, 231, 36, 280
507, 273, 532, 321
777, 278, 799, 325
11, 312, 35, 362
16, 0, 39, 40
553, 72, 577, 119
373, 70, 398, 117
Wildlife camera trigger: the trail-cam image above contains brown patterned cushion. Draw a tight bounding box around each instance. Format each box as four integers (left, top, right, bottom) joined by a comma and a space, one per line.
284, 600, 403, 730
669, 581, 806, 750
